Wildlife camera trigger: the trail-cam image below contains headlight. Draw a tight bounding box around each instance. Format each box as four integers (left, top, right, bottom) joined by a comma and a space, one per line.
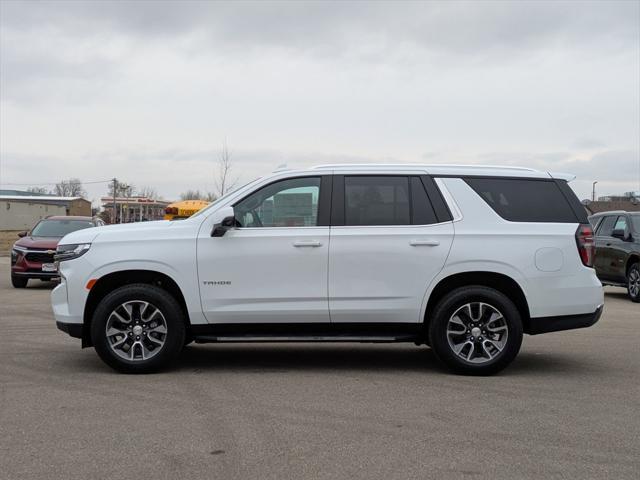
11, 245, 26, 265
55, 243, 91, 262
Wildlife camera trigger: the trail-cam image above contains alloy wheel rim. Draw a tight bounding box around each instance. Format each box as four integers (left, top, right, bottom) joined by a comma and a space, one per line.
629, 269, 640, 297
446, 302, 509, 364
105, 300, 167, 361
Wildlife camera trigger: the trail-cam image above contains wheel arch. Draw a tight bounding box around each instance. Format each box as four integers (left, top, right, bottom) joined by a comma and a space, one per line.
626, 254, 640, 274
82, 269, 191, 347
424, 271, 532, 334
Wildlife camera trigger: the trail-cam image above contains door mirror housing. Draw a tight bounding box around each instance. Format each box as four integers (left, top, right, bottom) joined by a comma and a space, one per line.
611, 228, 629, 240
211, 206, 237, 237
17, 231, 27, 238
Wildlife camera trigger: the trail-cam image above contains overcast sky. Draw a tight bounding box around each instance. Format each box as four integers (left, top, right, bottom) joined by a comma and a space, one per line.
1, 0, 639, 204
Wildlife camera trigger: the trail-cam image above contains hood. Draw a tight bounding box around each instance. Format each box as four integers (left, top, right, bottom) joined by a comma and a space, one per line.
59, 220, 175, 246
14, 236, 60, 250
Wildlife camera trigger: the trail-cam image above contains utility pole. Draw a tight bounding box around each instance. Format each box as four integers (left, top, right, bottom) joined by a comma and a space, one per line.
592, 181, 598, 202
112, 178, 118, 224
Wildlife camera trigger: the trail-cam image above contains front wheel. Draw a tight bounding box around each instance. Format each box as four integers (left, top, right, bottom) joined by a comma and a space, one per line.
91, 284, 186, 373
428, 286, 523, 375
11, 275, 28, 288
628, 263, 640, 303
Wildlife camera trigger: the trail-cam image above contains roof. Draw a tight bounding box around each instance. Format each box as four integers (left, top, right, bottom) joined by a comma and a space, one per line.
0, 195, 86, 202
42, 216, 94, 221
307, 164, 575, 181
589, 210, 640, 217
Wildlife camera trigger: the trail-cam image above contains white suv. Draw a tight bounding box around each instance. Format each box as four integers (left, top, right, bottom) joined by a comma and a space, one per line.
52, 164, 603, 375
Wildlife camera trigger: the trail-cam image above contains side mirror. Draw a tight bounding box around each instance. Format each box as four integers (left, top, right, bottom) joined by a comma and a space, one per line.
211, 206, 237, 237
212, 216, 236, 237
611, 229, 628, 240
17, 231, 27, 238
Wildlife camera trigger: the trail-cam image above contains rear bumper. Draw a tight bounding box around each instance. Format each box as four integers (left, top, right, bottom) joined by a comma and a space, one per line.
528, 304, 603, 335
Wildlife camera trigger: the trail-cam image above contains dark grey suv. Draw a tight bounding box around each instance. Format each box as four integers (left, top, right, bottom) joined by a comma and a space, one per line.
589, 211, 640, 302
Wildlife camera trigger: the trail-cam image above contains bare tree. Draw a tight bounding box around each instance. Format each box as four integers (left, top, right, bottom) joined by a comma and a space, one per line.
213, 140, 238, 197
205, 191, 217, 202
180, 189, 204, 200
137, 186, 158, 200
53, 178, 86, 197
26, 186, 47, 194
107, 181, 135, 198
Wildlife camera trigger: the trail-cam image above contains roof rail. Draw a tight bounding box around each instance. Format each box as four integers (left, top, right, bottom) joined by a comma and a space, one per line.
311, 163, 541, 172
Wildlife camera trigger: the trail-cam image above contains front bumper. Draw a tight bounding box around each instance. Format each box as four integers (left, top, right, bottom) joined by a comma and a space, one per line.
56, 321, 84, 339
528, 304, 603, 335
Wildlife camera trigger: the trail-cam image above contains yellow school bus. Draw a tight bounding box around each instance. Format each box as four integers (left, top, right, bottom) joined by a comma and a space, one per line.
164, 200, 210, 220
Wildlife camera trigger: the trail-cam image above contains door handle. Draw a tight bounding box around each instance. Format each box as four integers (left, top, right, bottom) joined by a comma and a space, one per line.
409, 239, 440, 247
293, 240, 322, 247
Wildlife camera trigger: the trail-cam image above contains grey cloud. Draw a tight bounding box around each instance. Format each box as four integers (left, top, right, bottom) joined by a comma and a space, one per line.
3, 1, 638, 56
475, 149, 640, 184
3, 0, 637, 104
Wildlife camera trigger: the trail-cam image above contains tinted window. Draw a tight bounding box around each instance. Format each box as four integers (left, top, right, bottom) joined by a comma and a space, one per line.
344, 176, 410, 226
234, 177, 320, 227
632, 216, 640, 233
30, 219, 93, 237
597, 216, 617, 236
411, 177, 438, 225
613, 216, 628, 232
464, 178, 578, 223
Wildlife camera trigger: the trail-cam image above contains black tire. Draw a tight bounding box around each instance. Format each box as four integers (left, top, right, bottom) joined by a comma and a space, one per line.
627, 263, 640, 303
91, 284, 186, 374
428, 286, 523, 375
11, 275, 28, 288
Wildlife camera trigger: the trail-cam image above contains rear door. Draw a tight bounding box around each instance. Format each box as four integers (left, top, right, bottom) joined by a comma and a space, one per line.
594, 215, 618, 281
328, 174, 454, 323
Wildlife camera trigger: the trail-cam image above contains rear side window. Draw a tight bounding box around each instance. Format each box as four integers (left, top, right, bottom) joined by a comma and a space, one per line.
345, 176, 410, 226
411, 177, 438, 225
464, 178, 579, 223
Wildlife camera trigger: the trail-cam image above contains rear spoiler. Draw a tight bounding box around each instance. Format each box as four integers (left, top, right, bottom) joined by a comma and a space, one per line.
548, 172, 576, 182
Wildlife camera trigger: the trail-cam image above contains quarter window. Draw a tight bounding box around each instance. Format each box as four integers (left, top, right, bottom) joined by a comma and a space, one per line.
234, 177, 321, 227
464, 178, 578, 223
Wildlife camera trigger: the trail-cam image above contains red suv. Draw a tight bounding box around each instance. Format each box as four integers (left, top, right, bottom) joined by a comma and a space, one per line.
10, 216, 103, 288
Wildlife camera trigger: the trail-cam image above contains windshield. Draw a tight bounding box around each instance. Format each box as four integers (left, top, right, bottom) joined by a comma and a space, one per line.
632, 215, 640, 233
30, 219, 93, 237
189, 178, 262, 219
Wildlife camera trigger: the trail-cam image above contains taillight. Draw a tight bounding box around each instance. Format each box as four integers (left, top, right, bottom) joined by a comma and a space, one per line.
575, 223, 595, 267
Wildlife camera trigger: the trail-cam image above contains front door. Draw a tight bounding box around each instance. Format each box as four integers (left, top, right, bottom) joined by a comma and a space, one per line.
328, 175, 454, 323
197, 175, 331, 324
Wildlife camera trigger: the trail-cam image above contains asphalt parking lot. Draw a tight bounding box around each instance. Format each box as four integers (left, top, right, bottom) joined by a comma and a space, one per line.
0, 257, 638, 480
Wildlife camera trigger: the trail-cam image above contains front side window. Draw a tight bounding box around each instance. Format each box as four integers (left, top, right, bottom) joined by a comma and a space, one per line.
234, 177, 321, 227
613, 216, 628, 233
632, 215, 640, 233
345, 176, 410, 226
597, 216, 617, 236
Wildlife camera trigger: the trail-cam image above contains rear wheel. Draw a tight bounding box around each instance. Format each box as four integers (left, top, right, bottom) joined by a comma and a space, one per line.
91, 284, 186, 373
429, 286, 523, 375
11, 275, 28, 288
628, 263, 640, 303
